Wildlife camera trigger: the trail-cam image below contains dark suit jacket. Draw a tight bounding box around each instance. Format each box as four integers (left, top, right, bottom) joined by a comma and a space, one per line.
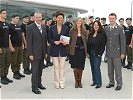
48, 24, 69, 57
26, 22, 47, 59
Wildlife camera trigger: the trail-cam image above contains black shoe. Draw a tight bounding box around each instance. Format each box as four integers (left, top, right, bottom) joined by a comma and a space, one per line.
104, 58, 107, 63
46, 63, 50, 67
127, 66, 132, 69
115, 86, 122, 91
49, 62, 53, 66
38, 85, 46, 90
91, 83, 96, 86
5, 76, 13, 83
121, 63, 125, 67
13, 73, 21, 80
24, 69, 31, 75
104, 60, 107, 63
18, 72, 25, 78
43, 64, 47, 69
106, 84, 114, 88
65, 57, 69, 61
123, 64, 129, 68
95, 85, 101, 89
46, 62, 53, 66
124, 62, 132, 68
32, 88, 41, 94
28, 69, 32, 73
1, 77, 9, 85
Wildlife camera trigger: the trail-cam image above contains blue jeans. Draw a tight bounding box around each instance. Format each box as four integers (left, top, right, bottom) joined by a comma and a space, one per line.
89, 50, 102, 85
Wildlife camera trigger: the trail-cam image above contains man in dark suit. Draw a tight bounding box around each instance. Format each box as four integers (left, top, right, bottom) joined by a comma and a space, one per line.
26, 11, 47, 94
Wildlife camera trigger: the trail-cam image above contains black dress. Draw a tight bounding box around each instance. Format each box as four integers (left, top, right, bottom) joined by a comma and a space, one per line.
70, 36, 86, 70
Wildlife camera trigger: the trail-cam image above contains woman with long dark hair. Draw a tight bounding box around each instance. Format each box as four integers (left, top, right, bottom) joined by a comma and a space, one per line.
87, 20, 107, 88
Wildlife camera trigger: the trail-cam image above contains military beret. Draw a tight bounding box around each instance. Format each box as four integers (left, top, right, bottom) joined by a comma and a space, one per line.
46, 17, 52, 21
0, 9, 6, 13
22, 14, 29, 18
42, 18, 46, 20
30, 12, 35, 16
52, 13, 56, 17
11, 13, 19, 18
67, 15, 72, 18
126, 17, 132, 21
101, 17, 106, 21
119, 18, 124, 21
95, 17, 100, 21
89, 16, 94, 19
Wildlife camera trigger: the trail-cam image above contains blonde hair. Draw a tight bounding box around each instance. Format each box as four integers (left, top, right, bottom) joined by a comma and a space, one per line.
71, 17, 86, 35
72, 17, 85, 30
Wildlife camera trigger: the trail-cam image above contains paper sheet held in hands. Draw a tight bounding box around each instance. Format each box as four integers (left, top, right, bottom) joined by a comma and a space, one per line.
60, 35, 70, 43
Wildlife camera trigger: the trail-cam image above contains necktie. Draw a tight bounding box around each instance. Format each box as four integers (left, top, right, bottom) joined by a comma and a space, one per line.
110, 27, 113, 31
38, 26, 42, 34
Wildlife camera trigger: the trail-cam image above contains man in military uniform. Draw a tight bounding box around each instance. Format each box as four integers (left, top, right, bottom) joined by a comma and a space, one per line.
64, 15, 73, 31
101, 17, 108, 28
45, 17, 53, 67
64, 15, 73, 61
124, 18, 133, 70
88, 16, 94, 28
95, 17, 100, 21
50, 13, 57, 26
46, 17, 52, 31
119, 18, 126, 30
105, 13, 126, 91
20, 15, 32, 75
27, 12, 35, 25
118, 18, 127, 67
0, 9, 13, 86
9, 13, 26, 79
101, 17, 108, 63
82, 18, 91, 33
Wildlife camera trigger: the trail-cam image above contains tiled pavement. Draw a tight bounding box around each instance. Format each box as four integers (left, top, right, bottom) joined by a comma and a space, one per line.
0, 59, 132, 99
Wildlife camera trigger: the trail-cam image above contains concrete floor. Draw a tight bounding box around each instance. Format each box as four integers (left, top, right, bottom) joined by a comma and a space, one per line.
0, 59, 133, 99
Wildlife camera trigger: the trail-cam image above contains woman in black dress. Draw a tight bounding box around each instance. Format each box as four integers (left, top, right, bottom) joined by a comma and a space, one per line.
69, 17, 88, 88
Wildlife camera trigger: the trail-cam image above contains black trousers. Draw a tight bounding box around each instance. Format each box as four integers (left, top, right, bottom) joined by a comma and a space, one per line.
45, 46, 51, 62
31, 58, 44, 89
